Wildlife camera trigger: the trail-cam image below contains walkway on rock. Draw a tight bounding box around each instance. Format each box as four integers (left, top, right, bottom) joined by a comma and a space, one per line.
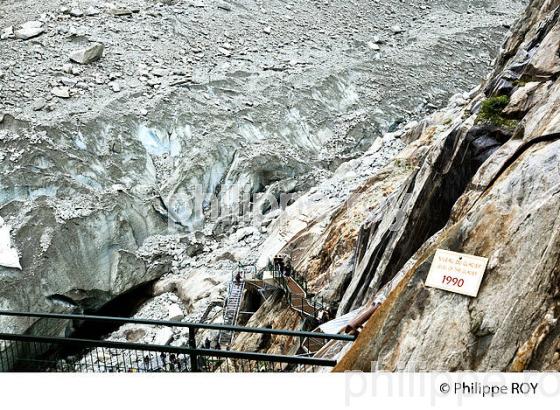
216, 260, 328, 354
268, 254, 331, 356
282, 277, 329, 355
271, 255, 325, 321
285, 276, 318, 318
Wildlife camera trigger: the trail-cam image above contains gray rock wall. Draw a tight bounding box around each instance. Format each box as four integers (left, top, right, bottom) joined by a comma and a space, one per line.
336, 0, 560, 371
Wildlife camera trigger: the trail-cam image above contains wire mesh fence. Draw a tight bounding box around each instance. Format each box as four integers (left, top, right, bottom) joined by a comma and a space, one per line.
0, 337, 331, 373
0, 311, 355, 373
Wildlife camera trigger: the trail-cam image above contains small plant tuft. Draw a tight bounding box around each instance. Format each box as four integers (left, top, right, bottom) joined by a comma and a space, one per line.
476, 95, 519, 130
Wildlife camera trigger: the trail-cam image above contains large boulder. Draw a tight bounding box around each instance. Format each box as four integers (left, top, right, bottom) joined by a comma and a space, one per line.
14, 21, 44, 40
69, 43, 105, 64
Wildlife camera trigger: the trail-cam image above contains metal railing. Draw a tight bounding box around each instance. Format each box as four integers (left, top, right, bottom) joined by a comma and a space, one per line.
270, 261, 327, 323
237, 263, 258, 280
271, 264, 309, 294
0, 311, 354, 373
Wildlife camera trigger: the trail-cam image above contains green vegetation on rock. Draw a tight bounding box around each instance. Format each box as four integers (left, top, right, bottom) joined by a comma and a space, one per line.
476, 95, 519, 130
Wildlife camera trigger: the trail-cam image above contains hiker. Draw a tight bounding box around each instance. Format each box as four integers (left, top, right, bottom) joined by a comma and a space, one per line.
159, 352, 167, 371
280, 255, 292, 276
274, 255, 287, 275
168, 354, 177, 372
235, 271, 242, 284
204, 337, 211, 349
285, 258, 292, 274
143, 355, 151, 371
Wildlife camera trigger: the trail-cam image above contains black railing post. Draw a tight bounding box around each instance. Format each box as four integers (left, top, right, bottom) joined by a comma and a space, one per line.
313, 299, 317, 320
188, 326, 198, 372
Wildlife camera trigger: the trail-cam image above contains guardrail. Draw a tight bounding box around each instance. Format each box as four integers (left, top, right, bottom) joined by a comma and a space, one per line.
270, 262, 327, 322
0, 310, 355, 372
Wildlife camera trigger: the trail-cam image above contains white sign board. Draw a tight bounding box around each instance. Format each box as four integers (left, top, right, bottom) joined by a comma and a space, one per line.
425, 249, 488, 297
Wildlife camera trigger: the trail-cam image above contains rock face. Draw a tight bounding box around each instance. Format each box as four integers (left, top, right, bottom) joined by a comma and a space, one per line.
333, 0, 560, 372
230, 291, 303, 357
337, 123, 512, 315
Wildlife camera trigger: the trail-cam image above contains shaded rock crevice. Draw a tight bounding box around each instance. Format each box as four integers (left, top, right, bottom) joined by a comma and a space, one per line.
339, 123, 512, 314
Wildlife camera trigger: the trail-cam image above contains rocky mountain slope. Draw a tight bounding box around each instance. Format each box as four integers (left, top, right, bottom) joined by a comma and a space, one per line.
333, 0, 560, 371
0, 0, 525, 338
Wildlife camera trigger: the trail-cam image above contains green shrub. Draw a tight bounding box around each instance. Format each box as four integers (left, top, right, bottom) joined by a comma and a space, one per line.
476, 95, 518, 130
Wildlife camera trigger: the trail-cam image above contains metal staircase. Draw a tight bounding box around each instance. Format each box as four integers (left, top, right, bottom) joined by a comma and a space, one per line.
215, 257, 329, 354
217, 268, 247, 347
270, 255, 329, 356
271, 256, 325, 320
285, 277, 319, 319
